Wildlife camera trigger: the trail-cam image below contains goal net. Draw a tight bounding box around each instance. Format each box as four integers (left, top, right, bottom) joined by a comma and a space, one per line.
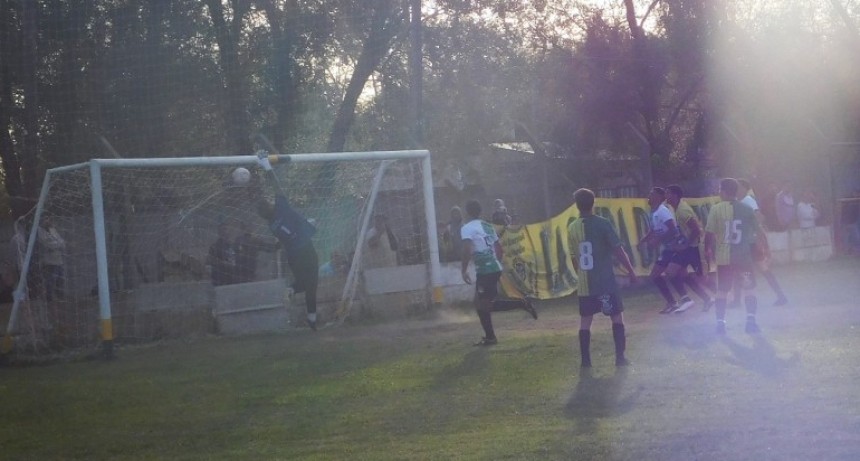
1, 151, 441, 359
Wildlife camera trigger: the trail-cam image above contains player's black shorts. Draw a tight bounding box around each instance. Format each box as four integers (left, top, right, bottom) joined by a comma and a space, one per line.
716, 263, 755, 292
475, 272, 501, 300
655, 248, 674, 267
579, 293, 624, 317
671, 246, 704, 276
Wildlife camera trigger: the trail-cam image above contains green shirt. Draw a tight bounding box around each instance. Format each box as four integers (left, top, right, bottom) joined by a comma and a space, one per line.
568, 215, 621, 297
705, 200, 758, 266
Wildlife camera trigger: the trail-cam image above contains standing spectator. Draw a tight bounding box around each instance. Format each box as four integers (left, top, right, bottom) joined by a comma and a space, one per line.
737, 179, 788, 306
255, 151, 320, 330
796, 189, 820, 229
568, 188, 637, 367
705, 178, 762, 335
234, 222, 278, 283
441, 206, 464, 262
775, 181, 796, 230
364, 213, 399, 268
491, 198, 512, 226
208, 222, 238, 287
37, 215, 66, 302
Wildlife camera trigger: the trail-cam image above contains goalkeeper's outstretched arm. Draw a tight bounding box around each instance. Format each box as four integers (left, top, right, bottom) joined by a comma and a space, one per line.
256, 150, 288, 199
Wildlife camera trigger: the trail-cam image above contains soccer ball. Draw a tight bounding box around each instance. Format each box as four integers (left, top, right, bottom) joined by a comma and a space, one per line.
231, 167, 251, 185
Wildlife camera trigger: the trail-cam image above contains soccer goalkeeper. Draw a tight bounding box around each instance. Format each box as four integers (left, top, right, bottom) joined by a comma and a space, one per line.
254, 151, 320, 330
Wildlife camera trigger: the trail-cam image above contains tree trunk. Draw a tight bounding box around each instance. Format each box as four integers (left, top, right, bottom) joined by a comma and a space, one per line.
205, 0, 253, 155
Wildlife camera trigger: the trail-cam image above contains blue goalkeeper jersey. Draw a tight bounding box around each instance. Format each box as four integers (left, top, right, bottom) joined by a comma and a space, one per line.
270, 194, 316, 253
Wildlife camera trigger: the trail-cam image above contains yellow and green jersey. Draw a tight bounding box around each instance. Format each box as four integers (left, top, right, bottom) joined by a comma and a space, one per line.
674, 200, 702, 247
568, 215, 621, 297
705, 200, 758, 266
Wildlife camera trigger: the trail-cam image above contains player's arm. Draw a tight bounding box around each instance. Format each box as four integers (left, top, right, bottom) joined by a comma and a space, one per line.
461, 239, 473, 284
704, 231, 716, 265
613, 244, 637, 284
256, 150, 288, 199
685, 217, 701, 244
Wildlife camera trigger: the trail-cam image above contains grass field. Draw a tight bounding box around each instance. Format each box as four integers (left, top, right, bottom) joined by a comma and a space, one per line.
2, 258, 860, 460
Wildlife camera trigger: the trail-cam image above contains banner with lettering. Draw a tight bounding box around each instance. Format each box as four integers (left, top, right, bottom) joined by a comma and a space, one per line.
498, 196, 719, 300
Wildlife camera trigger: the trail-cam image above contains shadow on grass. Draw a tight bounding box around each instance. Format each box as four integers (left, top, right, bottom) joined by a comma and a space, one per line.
432, 348, 491, 388
720, 334, 801, 378
661, 322, 720, 350
563, 367, 642, 434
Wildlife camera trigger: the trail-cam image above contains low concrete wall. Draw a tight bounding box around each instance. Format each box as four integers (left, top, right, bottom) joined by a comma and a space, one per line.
767, 226, 833, 264
213, 279, 289, 335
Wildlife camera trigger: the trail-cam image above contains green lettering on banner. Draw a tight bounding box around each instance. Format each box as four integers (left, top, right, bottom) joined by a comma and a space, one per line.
616, 208, 638, 271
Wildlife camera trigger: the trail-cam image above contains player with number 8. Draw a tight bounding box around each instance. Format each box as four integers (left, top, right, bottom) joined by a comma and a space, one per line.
568, 188, 637, 368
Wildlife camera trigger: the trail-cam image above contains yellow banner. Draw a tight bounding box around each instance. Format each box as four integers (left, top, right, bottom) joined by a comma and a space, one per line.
498, 196, 719, 300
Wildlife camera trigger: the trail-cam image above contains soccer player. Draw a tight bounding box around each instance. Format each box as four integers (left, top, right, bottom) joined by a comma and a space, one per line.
461, 199, 535, 346
664, 184, 714, 312
255, 152, 321, 330
705, 178, 761, 334
737, 179, 788, 306
569, 188, 637, 367
639, 187, 693, 314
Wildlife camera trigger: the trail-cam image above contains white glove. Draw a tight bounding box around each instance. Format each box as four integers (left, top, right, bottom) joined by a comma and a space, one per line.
255, 150, 273, 171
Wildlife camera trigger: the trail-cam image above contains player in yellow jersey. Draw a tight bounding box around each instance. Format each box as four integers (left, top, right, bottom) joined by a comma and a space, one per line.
665, 185, 714, 312
705, 178, 762, 335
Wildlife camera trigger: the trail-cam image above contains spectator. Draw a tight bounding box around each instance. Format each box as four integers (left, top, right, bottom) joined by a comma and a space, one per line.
775, 181, 796, 230
796, 189, 820, 229
364, 213, 399, 268
233, 222, 277, 283
37, 215, 66, 302
491, 198, 512, 226
208, 222, 238, 286
441, 206, 464, 262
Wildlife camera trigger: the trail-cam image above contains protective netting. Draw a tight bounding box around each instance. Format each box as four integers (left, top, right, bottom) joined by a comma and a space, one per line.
6, 156, 430, 356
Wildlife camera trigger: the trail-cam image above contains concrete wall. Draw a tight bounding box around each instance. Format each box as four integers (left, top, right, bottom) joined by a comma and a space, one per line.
767, 226, 833, 264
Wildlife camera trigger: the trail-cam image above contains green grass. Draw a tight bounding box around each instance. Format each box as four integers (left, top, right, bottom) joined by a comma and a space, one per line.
2, 259, 860, 460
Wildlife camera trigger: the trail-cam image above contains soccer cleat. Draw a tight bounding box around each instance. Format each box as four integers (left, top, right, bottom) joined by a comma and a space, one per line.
523, 297, 538, 320
473, 337, 498, 347
745, 320, 760, 334
702, 298, 714, 312
674, 297, 695, 314
659, 302, 679, 314
615, 357, 631, 367
716, 321, 726, 335
774, 297, 788, 306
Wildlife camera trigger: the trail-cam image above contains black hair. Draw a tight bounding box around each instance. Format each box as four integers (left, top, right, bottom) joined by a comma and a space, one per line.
650, 187, 666, 197
465, 199, 482, 218
573, 188, 595, 213
666, 184, 684, 199
720, 178, 739, 197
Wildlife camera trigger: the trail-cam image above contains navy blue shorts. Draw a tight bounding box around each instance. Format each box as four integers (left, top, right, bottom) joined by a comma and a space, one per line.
475, 272, 501, 300
716, 264, 755, 293
671, 246, 704, 276
579, 293, 624, 317
655, 248, 675, 267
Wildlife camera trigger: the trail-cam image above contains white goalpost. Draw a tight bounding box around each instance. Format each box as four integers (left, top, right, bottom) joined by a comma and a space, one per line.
1, 150, 442, 359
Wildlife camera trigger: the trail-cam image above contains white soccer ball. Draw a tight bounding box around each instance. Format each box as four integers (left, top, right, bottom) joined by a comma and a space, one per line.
231, 167, 251, 185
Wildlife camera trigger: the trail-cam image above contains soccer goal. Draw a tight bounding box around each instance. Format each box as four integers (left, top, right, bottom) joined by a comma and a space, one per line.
1, 150, 442, 359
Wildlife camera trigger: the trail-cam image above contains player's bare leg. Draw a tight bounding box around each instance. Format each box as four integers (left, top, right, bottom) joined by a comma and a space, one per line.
650, 264, 677, 313
666, 263, 695, 313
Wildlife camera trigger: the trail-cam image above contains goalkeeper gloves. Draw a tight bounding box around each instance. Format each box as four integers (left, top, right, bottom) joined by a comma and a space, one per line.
255, 150, 273, 171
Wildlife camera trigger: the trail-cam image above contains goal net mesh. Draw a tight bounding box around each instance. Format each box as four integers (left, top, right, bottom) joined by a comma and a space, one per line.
7, 156, 430, 356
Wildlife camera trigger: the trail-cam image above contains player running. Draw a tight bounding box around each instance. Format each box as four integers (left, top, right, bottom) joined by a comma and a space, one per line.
736, 179, 788, 306
705, 178, 762, 335
664, 184, 714, 312
639, 187, 694, 314
569, 188, 637, 367
461, 199, 536, 346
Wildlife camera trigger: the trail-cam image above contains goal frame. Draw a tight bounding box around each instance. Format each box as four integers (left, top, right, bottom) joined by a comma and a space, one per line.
1, 150, 443, 358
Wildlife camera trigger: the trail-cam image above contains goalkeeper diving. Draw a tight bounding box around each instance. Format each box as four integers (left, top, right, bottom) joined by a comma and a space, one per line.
253, 151, 321, 330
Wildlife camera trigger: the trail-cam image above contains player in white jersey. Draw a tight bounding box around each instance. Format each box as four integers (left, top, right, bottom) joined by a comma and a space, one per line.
737, 179, 788, 306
